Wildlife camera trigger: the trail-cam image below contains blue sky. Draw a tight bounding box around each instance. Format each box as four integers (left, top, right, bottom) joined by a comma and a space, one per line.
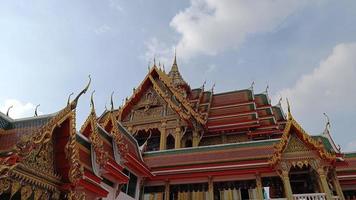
1, 0, 356, 151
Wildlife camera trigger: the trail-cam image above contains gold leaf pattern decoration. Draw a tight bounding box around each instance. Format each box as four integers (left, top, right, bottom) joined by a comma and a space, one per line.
10, 181, 20, 198
21, 185, 33, 200
0, 179, 11, 194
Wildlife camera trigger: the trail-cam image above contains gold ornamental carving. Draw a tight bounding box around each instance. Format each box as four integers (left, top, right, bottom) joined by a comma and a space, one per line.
21, 185, 33, 200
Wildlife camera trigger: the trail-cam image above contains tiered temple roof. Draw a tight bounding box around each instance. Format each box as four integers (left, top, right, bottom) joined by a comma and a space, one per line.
0, 55, 355, 199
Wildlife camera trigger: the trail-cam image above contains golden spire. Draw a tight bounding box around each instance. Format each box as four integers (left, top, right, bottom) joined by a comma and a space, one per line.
173, 48, 177, 66
34, 104, 40, 117
6, 105, 13, 117
168, 50, 188, 90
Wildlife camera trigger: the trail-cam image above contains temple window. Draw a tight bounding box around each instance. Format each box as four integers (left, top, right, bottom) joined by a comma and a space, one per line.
143, 185, 165, 200
121, 169, 138, 198
166, 134, 175, 150
185, 139, 193, 148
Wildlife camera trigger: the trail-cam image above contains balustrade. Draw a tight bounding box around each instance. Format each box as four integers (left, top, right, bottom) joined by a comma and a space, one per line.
269, 193, 339, 200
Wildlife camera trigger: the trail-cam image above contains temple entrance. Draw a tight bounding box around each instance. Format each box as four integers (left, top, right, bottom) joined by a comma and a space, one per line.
289, 165, 321, 194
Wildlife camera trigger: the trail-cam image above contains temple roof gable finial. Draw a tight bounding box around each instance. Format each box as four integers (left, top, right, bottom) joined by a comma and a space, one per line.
90, 90, 96, 113
67, 92, 74, 106
249, 81, 255, 91
323, 112, 331, 132
34, 104, 40, 117
110, 92, 115, 111
71, 75, 91, 109
286, 98, 292, 120
6, 105, 13, 117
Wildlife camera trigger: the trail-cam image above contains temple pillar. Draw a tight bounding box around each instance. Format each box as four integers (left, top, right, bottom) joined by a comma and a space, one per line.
175, 127, 181, 149
160, 122, 167, 150
317, 168, 333, 200
208, 176, 214, 200
332, 170, 345, 200
165, 181, 170, 200
280, 171, 293, 200
192, 130, 200, 147
256, 174, 264, 200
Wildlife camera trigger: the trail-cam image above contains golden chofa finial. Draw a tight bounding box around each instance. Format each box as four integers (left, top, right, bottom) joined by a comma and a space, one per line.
323, 112, 331, 130
249, 81, 255, 90
265, 84, 269, 94
67, 92, 74, 106
286, 98, 292, 120
90, 90, 95, 112
202, 80, 206, 90
71, 75, 91, 109
277, 97, 282, 106
34, 104, 40, 117
211, 83, 216, 93
6, 105, 13, 117
110, 91, 115, 111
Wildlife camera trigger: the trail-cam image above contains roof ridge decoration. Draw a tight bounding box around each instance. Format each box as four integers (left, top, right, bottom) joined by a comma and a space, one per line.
34, 104, 40, 117
101, 95, 129, 162
322, 113, 341, 153
269, 100, 336, 166
155, 67, 206, 124
110, 91, 115, 111
6, 105, 13, 117
80, 91, 109, 167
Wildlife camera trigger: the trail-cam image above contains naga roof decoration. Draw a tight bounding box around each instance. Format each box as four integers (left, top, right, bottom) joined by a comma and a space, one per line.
80, 91, 110, 167
269, 104, 336, 166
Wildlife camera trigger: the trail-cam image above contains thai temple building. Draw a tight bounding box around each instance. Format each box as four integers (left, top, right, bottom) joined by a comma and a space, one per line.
1, 55, 356, 200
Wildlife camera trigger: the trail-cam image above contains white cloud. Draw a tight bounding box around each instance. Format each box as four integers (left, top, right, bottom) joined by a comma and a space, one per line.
94, 25, 111, 34
346, 140, 356, 152
0, 99, 37, 119
109, 0, 125, 13
275, 42, 356, 115
144, 38, 174, 67
170, 0, 314, 59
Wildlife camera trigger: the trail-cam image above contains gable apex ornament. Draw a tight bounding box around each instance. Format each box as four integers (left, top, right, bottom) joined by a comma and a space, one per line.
6, 105, 13, 117
70, 75, 91, 109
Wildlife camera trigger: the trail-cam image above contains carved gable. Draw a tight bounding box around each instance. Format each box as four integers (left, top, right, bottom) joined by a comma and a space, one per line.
284, 133, 310, 153
130, 87, 166, 121
23, 138, 55, 177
